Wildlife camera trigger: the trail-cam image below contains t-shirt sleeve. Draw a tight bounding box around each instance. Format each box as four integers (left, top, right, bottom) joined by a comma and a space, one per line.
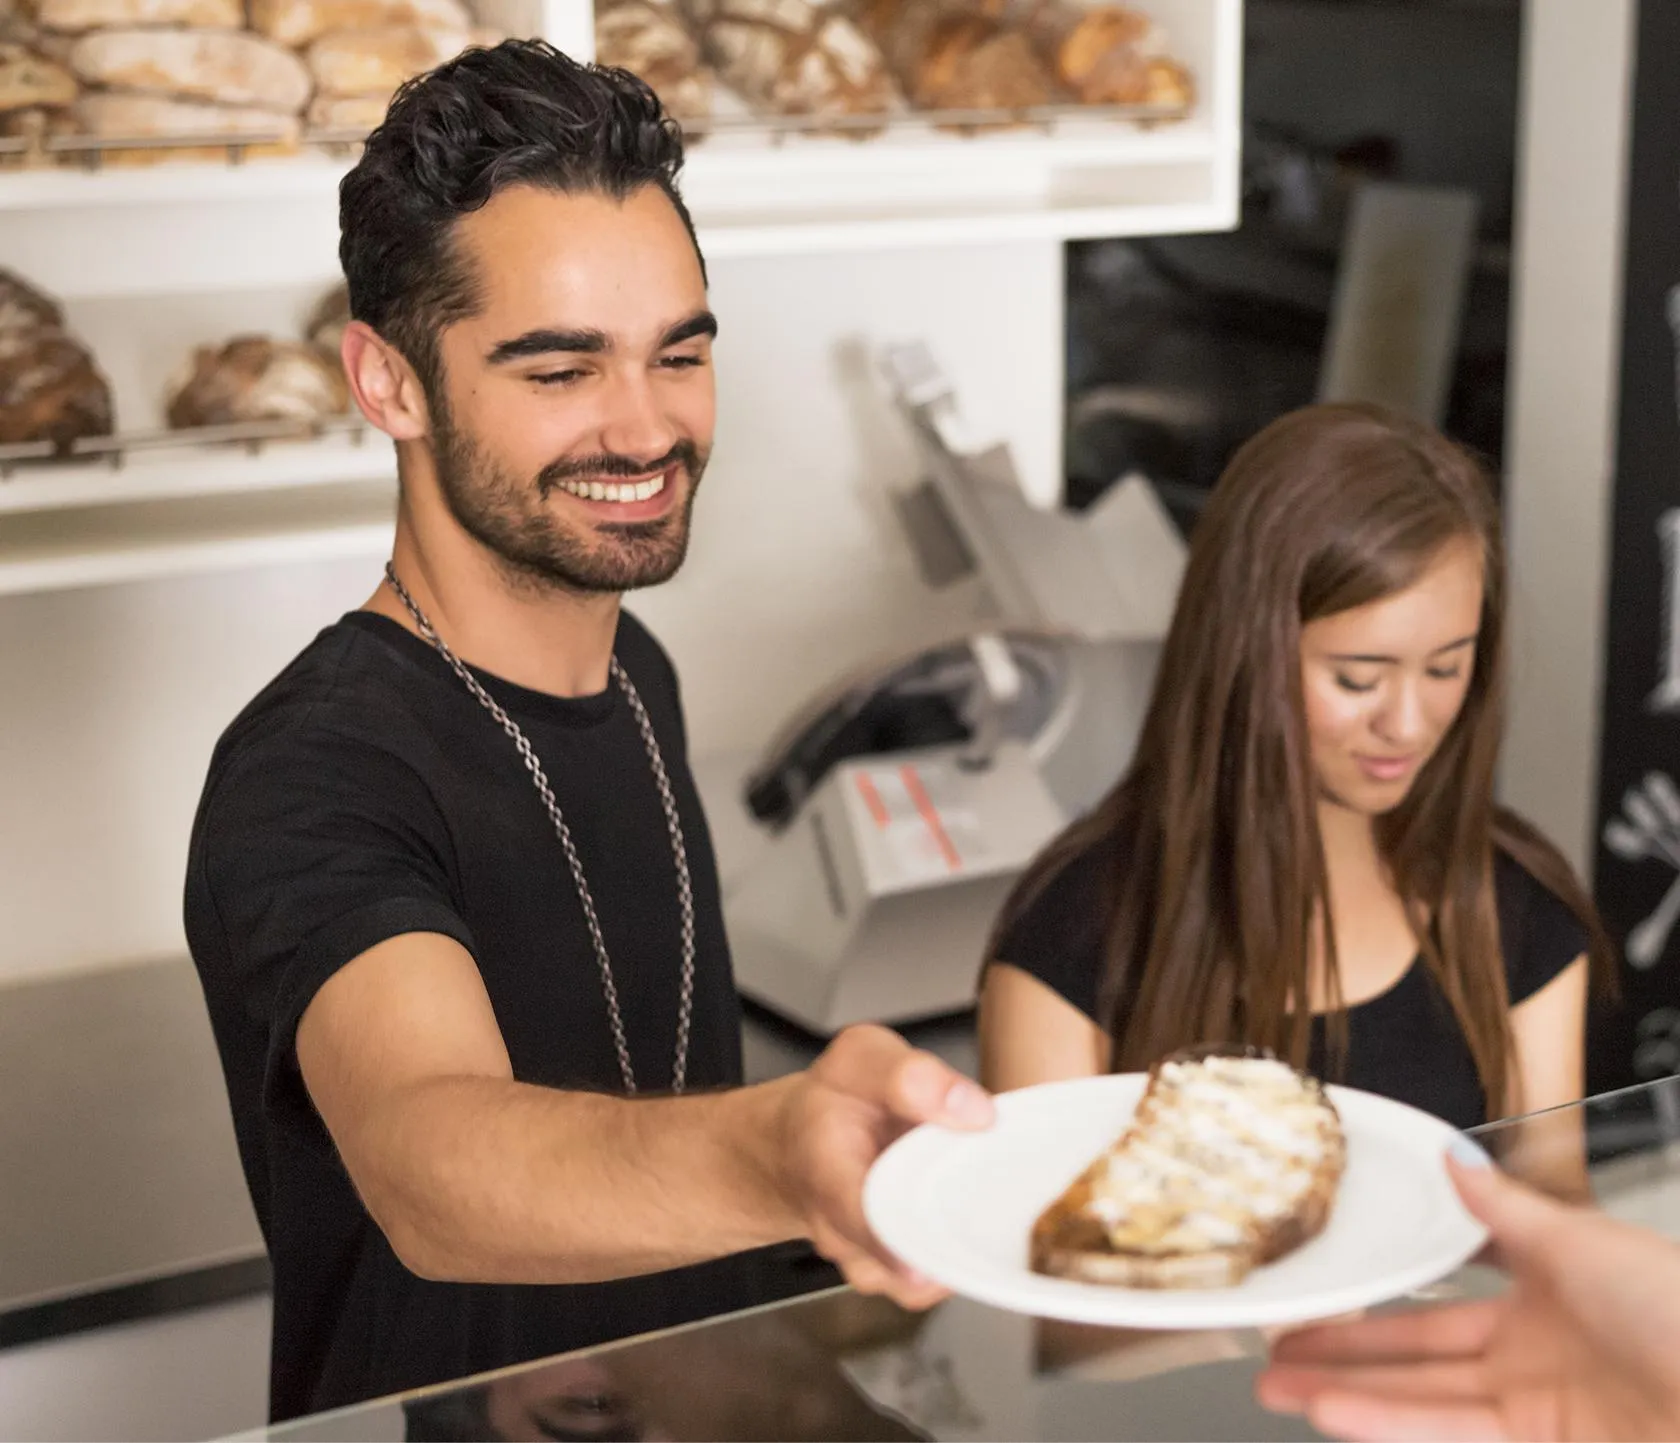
987, 839, 1117, 1024
1496, 853, 1591, 1006
187, 723, 476, 1141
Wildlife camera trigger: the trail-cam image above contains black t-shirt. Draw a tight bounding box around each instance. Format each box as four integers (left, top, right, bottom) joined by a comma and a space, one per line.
185, 611, 829, 1423
991, 835, 1588, 1132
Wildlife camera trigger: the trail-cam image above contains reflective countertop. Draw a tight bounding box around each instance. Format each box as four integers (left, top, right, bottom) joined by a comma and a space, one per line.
238, 1076, 1680, 1443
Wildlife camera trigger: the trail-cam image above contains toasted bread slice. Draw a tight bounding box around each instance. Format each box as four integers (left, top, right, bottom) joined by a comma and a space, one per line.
1031, 1049, 1346, 1289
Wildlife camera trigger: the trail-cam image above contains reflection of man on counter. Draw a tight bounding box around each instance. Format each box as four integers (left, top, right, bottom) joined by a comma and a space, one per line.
183, 38, 991, 1424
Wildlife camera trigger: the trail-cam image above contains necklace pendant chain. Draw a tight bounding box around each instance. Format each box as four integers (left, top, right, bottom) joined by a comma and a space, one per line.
382, 563, 696, 1096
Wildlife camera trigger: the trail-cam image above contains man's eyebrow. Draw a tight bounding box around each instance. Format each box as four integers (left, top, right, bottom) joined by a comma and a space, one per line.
485, 328, 608, 365
659, 310, 718, 348
483, 310, 717, 366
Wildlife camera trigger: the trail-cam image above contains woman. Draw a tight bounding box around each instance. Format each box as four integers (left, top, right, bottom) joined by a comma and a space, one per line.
979, 402, 1610, 1141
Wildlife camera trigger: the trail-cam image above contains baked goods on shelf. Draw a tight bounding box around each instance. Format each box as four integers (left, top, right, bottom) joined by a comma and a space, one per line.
851, 0, 1056, 114
166, 335, 349, 429
0, 42, 78, 112
1015, 2, 1193, 108
0, 269, 115, 451
304, 283, 351, 362
67, 27, 314, 112
593, 0, 713, 127
248, 0, 472, 49
1031, 1050, 1346, 1288
305, 24, 472, 98
36, 0, 242, 33
0, 0, 504, 164
686, 0, 900, 133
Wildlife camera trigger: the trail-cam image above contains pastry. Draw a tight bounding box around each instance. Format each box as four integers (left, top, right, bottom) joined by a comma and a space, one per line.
594, 0, 713, 126
67, 27, 313, 112
0, 42, 77, 111
1019, 2, 1192, 108
690, 0, 898, 129
247, 0, 469, 47
0, 268, 114, 451
304, 284, 350, 360
304, 24, 469, 98
1031, 1050, 1346, 1288
851, 0, 1056, 114
35, 0, 241, 31
166, 336, 349, 429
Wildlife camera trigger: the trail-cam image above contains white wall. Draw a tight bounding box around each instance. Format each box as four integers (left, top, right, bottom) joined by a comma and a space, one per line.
0, 241, 1062, 984
1499, 0, 1637, 875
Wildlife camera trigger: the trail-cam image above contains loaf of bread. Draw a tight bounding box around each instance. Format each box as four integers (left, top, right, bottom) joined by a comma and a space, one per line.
68, 28, 313, 112
0, 269, 114, 451
248, 0, 469, 47
1031, 1051, 1346, 1289
35, 0, 241, 32
304, 284, 350, 360
1016, 2, 1192, 108
0, 42, 77, 112
166, 336, 349, 429
688, 0, 898, 127
70, 90, 299, 140
595, 0, 713, 126
305, 91, 391, 132
304, 24, 468, 97
852, 0, 1056, 113
0, 268, 67, 336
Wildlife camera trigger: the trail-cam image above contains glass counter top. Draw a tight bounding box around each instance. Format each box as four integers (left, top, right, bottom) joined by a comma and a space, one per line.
242, 1075, 1680, 1443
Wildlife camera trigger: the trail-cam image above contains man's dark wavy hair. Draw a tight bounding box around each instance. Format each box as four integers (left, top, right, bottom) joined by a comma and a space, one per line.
339, 38, 704, 396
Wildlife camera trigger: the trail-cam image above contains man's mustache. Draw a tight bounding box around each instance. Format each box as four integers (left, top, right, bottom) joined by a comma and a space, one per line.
536, 441, 703, 498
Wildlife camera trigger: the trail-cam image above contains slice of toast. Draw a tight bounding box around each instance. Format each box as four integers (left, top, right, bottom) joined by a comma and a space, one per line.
1031, 1049, 1346, 1289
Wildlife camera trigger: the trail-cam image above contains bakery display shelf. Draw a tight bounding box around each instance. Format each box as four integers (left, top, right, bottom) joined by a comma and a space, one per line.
0, 421, 392, 516
0, 478, 396, 597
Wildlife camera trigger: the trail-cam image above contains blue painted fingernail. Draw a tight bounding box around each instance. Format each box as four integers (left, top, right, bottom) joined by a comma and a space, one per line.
1449, 1137, 1491, 1169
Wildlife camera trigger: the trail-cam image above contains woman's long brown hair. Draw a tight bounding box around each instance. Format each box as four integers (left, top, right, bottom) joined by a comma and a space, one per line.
991, 402, 1612, 1120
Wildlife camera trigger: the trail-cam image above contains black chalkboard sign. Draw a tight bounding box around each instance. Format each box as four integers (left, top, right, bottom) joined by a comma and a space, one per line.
1591, 0, 1680, 1094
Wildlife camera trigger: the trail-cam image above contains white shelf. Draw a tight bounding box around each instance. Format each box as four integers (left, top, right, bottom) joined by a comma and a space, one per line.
0, 433, 395, 516
0, 479, 396, 596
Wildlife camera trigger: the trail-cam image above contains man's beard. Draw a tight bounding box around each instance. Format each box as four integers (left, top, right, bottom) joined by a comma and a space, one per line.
429, 394, 706, 596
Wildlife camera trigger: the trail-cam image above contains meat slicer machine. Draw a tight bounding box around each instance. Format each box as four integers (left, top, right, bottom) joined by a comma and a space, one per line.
715, 342, 1185, 1035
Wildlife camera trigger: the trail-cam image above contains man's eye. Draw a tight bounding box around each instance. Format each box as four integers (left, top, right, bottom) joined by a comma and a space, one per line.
660, 354, 705, 370
531, 370, 583, 386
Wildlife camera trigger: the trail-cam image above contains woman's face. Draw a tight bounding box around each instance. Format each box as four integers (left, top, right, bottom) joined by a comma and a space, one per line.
1299, 536, 1485, 817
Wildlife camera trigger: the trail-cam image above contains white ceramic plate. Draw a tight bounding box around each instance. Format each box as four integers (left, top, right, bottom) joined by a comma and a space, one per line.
863, 1073, 1489, 1329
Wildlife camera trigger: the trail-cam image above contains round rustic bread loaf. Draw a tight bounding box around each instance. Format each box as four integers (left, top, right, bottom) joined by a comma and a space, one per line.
0, 268, 114, 451
166, 336, 349, 429
595, 0, 713, 126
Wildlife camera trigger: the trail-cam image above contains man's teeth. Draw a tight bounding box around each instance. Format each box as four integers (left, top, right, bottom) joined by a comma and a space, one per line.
555, 473, 668, 503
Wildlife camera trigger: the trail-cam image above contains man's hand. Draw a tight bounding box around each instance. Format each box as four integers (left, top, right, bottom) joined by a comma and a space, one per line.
771, 1024, 995, 1310
1255, 1149, 1680, 1442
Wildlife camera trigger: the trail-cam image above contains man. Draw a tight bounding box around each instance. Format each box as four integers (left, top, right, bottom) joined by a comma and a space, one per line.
1257, 1146, 1680, 1441
184, 38, 991, 1424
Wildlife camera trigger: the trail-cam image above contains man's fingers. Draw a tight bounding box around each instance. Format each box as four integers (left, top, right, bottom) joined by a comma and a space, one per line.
828, 1247, 949, 1311
817, 1025, 994, 1132
1306, 1390, 1509, 1443
889, 1050, 994, 1131
1271, 1300, 1501, 1366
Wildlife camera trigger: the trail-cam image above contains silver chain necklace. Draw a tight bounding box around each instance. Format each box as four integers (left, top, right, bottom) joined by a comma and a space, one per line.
383, 563, 696, 1095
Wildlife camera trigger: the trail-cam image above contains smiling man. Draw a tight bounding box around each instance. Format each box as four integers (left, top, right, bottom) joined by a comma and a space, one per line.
183, 40, 991, 1425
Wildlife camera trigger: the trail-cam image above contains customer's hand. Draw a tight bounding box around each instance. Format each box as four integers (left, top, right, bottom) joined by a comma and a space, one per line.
1256, 1149, 1680, 1441
775, 1024, 995, 1311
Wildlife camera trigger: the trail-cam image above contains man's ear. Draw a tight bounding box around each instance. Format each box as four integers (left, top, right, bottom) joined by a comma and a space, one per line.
341, 321, 430, 442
